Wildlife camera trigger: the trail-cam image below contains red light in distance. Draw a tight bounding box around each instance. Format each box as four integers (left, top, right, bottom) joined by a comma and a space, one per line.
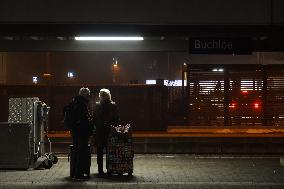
229, 103, 236, 108
254, 103, 259, 108
242, 90, 248, 94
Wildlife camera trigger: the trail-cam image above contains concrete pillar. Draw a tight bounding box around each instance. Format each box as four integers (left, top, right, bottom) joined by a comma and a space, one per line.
0, 52, 7, 84
46, 52, 51, 74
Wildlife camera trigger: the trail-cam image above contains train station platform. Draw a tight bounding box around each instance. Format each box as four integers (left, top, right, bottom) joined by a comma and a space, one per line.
46, 127, 284, 154
0, 155, 284, 189
47, 126, 284, 138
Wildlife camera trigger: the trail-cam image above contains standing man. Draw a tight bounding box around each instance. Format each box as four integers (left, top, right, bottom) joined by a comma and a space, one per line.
94, 88, 119, 177
70, 87, 93, 180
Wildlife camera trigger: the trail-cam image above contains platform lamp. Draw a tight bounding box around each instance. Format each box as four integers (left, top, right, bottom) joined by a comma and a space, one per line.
112, 57, 119, 84
42, 73, 52, 85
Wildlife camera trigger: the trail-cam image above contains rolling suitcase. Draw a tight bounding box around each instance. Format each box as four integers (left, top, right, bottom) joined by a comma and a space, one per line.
106, 125, 134, 176
68, 144, 91, 178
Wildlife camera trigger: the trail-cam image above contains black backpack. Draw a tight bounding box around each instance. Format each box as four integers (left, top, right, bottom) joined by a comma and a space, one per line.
63, 102, 77, 130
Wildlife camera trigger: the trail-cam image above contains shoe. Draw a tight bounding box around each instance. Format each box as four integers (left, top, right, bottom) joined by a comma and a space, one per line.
83, 174, 91, 179
97, 172, 105, 178
74, 175, 90, 180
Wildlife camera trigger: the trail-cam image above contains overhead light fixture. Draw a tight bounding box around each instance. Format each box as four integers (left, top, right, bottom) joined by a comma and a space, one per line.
43, 73, 51, 77
74, 36, 144, 41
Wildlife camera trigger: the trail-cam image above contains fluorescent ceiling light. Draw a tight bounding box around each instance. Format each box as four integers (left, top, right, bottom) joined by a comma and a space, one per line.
75, 36, 144, 41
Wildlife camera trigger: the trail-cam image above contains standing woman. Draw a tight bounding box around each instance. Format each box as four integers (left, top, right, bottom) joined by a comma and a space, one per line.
94, 88, 119, 177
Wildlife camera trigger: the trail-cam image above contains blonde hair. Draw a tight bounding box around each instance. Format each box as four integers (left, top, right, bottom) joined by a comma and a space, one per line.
99, 88, 111, 102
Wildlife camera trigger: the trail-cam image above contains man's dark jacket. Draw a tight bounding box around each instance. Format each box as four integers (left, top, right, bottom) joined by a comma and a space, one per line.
72, 95, 93, 137
94, 100, 119, 146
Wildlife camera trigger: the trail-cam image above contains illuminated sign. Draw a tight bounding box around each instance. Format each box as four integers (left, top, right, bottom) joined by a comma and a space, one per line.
164, 80, 187, 86
146, 80, 187, 86
146, 80, 156, 85
32, 76, 38, 84
212, 68, 224, 72
67, 72, 75, 78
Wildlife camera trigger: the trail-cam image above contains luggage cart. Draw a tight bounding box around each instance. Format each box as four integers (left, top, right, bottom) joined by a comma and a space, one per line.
33, 100, 58, 169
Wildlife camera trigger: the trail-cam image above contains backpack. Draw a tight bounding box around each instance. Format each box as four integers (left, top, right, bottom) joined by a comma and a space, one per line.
63, 102, 77, 130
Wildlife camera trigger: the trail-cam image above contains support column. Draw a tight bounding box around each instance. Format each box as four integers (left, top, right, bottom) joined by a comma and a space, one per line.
186, 64, 190, 125
46, 52, 51, 74
262, 65, 268, 126
0, 52, 7, 84
182, 67, 185, 98
281, 157, 284, 167
45, 52, 52, 105
224, 68, 230, 126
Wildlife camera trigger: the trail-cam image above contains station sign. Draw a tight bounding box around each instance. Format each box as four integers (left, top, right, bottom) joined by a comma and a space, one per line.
189, 37, 252, 54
